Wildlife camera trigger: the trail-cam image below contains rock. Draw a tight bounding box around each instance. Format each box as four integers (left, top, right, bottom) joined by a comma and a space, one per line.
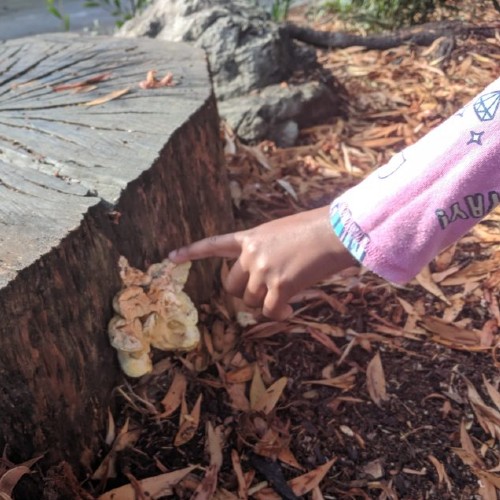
361, 458, 385, 480
119, 0, 344, 144
218, 81, 340, 146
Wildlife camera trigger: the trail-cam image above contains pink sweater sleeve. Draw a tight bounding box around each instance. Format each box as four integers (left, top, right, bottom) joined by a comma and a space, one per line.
329, 77, 500, 284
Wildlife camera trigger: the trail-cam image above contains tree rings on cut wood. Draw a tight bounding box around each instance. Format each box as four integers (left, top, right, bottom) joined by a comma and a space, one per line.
0, 34, 232, 474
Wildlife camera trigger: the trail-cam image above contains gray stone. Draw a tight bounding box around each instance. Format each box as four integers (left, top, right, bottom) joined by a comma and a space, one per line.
218, 81, 340, 145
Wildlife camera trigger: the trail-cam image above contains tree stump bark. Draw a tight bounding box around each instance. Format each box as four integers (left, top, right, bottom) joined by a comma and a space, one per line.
0, 34, 233, 473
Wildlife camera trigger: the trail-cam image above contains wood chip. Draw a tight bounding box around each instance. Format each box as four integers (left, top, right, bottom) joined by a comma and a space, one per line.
366, 352, 388, 407
85, 87, 130, 106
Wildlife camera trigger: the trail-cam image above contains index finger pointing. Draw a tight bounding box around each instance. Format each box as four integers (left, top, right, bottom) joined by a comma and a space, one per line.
169, 233, 242, 263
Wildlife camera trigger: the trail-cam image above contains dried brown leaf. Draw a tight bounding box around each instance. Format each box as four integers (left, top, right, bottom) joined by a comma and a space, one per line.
291, 319, 345, 338
308, 328, 342, 356
212, 488, 239, 499
191, 464, 218, 500
174, 394, 202, 447
477, 479, 497, 500
290, 459, 337, 496
207, 422, 223, 470
415, 265, 450, 304
251, 487, 280, 500
311, 485, 325, 500
52, 72, 111, 91
290, 288, 347, 315
92, 419, 141, 480
254, 426, 289, 460
427, 455, 452, 491
304, 368, 358, 391
464, 378, 500, 440
441, 252, 500, 286
226, 364, 255, 384
159, 370, 188, 418
252, 377, 288, 414
227, 383, 251, 412
105, 408, 116, 446
431, 264, 463, 284
0, 466, 30, 497
459, 420, 484, 468
433, 243, 457, 272
483, 375, 500, 412
477, 469, 500, 490
278, 446, 304, 471
85, 87, 130, 107
442, 294, 466, 323
421, 316, 485, 350
250, 365, 267, 409
366, 352, 388, 408
231, 449, 248, 499
243, 321, 291, 340
98, 466, 196, 499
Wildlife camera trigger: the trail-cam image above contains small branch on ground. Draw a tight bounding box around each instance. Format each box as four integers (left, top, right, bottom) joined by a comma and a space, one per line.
284, 20, 500, 50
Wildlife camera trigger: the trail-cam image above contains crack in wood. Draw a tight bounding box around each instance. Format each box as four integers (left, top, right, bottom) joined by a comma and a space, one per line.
0, 178, 24, 194
0, 45, 72, 89
0, 120, 84, 148
6, 116, 135, 133
0, 45, 102, 94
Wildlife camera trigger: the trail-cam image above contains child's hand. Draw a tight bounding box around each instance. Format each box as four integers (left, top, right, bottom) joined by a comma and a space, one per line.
169, 205, 357, 320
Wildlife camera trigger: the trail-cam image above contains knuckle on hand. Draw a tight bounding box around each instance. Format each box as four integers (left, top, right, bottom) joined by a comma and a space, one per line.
208, 236, 218, 247
245, 240, 259, 257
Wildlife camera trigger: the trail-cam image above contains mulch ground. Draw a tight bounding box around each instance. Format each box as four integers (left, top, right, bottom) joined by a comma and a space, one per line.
20, 1, 500, 499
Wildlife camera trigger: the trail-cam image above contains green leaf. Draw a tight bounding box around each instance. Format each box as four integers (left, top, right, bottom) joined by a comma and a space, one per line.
47, 5, 63, 20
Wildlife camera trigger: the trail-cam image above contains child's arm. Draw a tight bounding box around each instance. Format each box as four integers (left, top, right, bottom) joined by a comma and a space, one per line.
330, 77, 500, 283
170, 77, 500, 319
169, 206, 357, 320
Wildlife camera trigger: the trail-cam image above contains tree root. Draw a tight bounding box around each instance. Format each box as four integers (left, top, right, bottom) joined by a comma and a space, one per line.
284, 20, 500, 50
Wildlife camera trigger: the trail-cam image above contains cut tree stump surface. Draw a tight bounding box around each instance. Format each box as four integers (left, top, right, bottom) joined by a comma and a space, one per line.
0, 34, 233, 472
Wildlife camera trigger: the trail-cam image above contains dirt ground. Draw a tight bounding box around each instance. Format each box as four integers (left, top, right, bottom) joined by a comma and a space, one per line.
15, 1, 500, 499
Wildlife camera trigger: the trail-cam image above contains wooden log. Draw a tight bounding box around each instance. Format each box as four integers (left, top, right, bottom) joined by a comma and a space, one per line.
0, 34, 233, 474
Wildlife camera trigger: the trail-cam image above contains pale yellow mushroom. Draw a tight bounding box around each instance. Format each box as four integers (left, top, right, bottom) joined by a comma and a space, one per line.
108, 317, 145, 352
108, 316, 152, 377
118, 255, 152, 287
116, 347, 153, 378
112, 285, 152, 320
143, 290, 200, 351
108, 257, 200, 378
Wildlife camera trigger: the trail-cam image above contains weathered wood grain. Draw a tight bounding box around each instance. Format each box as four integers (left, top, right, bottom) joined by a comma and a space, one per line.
0, 34, 233, 474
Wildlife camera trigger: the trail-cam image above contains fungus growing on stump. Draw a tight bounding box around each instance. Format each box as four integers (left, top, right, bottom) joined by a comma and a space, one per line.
108, 257, 200, 377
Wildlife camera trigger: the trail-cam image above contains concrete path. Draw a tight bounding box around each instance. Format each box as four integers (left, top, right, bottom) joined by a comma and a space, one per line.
0, 0, 115, 40
0, 0, 312, 41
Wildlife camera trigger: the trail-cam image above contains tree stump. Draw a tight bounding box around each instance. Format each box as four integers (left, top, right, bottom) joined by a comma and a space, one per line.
0, 34, 233, 473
